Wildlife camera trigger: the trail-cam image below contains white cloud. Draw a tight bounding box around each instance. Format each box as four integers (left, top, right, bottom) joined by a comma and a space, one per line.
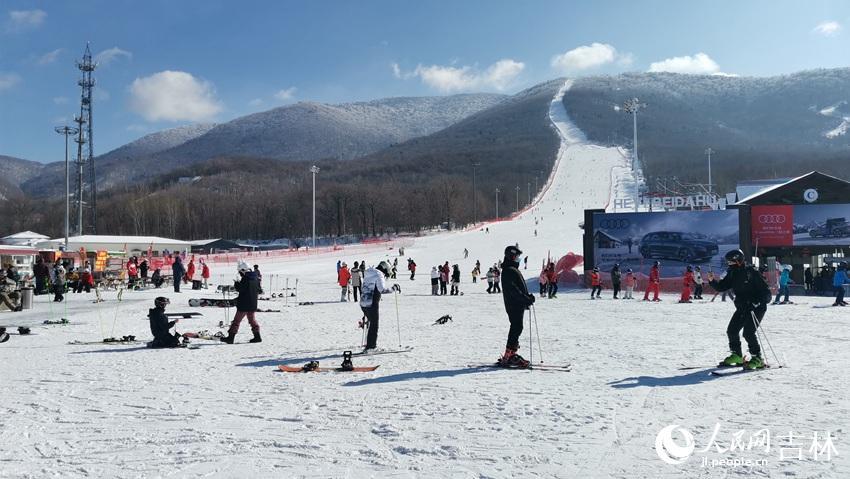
7, 9, 46, 31
813, 21, 841, 36
37, 48, 62, 65
273, 87, 297, 101
0, 73, 21, 92
53, 96, 68, 105
550, 43, 622, 73
401, 58, 525, 93
95, 47, 132, 65
648, 53, 722, 75
248, 98, 263, 107
129, 71, 223, 122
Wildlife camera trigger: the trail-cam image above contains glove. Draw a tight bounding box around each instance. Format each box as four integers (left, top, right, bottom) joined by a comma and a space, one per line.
392, 284, 401, 293
527, 294, 536, 305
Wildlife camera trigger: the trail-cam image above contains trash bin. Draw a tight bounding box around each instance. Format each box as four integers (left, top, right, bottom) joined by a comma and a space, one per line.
21, 287, 34, 310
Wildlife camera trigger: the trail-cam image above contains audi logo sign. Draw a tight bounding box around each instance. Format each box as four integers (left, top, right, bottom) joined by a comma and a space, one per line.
598, 219, 631, 229
758, 214, 787, 224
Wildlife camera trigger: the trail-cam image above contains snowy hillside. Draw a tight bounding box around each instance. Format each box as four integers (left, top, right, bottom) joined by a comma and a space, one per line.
1, 81, 847, 478
20, 124, 217, 198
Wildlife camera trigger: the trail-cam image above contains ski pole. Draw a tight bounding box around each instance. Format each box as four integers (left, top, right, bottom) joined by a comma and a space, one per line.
532, 305, 545, 364
528, 308, 533, 366
750, 310, 782, 368
394, 291, 402, 347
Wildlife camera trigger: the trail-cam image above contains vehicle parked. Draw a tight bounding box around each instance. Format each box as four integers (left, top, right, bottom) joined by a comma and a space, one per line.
639, 231, 719, 263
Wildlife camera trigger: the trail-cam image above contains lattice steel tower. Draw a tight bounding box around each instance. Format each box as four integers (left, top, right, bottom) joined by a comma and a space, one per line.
73, 43, 98, 235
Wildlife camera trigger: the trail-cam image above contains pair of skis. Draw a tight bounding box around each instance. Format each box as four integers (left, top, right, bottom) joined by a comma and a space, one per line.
468, 362, 572, 372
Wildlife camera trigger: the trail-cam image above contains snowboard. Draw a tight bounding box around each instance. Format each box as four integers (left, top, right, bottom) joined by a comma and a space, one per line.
188, 298, 236, 307
278, 364, 379, 373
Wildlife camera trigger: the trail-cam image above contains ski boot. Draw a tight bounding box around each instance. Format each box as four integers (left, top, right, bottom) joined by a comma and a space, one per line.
302, 361, 319, 372
340, 351, 354, 371
719, 352, 744, 367
249, 331, 262, 343
0, 327, 8, 343
744, 356, 766, 370
220, 332, 235, 344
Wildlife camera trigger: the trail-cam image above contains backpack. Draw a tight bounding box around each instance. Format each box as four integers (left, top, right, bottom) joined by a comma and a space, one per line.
747, 267, 772, 304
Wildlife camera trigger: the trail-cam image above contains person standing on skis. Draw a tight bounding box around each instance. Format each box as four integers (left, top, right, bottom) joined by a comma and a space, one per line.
693, 266, 704, 300
590, 267, 602, 299
360, 260, 400, 350
643, 261, 661, 301
610, 264, 622, 299
499, 245, 535, 367
773, 264, 792, 305
833, 262, 848, 306
623, 268, 635, 299
338, 262, 351, 302
708, 249, 772, 370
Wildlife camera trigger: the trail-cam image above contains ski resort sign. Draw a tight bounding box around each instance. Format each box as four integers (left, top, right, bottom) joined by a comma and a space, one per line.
613, 194, 725, 211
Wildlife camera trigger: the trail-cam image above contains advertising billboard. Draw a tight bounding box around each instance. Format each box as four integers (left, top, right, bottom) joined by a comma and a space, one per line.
751, 204, 850, 247
592, 210, 740, 278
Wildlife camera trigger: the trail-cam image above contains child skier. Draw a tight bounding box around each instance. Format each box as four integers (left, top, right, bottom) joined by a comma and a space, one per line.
147, 297, 181, 348
360, 261, 401, 350
707, 249, 772, 369
679, 266, 694, 303
643, 261, 661, 301
590, 267, 601, 299
498, 245, 536, 367
623, 268, 635, 299
693, 266, 704, 299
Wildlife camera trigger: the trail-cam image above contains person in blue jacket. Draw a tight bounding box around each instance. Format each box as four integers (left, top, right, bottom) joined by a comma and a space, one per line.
773, 264, 793, 305
833, 262, 848, 307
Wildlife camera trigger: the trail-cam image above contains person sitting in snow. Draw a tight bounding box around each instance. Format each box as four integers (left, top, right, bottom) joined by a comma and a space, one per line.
147, 297, 181, 348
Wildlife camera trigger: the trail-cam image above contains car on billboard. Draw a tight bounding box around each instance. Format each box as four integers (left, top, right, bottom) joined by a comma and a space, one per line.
809, 217, 850, 238
638, 231, 719, 263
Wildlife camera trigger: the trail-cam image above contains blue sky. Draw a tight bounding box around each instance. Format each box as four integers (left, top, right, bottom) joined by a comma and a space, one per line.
1, 0, 849, 163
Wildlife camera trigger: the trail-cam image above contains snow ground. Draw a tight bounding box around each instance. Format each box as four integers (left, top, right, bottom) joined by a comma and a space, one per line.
2, 81, 849, 478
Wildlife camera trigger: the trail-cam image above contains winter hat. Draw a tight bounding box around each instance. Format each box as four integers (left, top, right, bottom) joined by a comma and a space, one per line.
237, 260, 250, 273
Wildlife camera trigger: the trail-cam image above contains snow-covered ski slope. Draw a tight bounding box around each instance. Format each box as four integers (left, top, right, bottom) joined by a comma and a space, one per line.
2, 81, 848, 478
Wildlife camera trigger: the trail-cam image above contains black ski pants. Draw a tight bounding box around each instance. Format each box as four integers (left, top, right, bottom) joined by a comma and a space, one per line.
506, 307, 525, 350
439, 280, 447, 295
362, 304, 380, 349
726, 305, 765, 357
612, 282, 620, 299
352, 285, 360, 302
835, 286, 846, 305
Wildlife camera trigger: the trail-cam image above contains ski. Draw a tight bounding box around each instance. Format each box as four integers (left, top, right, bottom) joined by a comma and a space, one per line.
68, 336, 142, 345
278, 364, 379, 373
165, 312, 204, 318
182, 331, 224, 341
678, 364, 739, 371
352, 346, 414, 357
188, 298, 236, 307
468, 362, 572, 371
710, 364, 772, 376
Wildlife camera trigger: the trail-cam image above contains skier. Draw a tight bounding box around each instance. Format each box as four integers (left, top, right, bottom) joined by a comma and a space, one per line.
33, 257, 49, 295
147, 297, 182, 348
707, 249, 772, 369
523, 256, 528, 270
643, 261, 661, 301
498, 245, 536, 367
430, 266, 439, 295
253, 265, 263, 294
171, 255, 185, 293
590, 267, 601, 299
538, 267, 548, 297
492, 264, 502, 293
139, 258, 149, 283
220, 261, 262, 344
439, 262, 449, 295
186, 258, 196, 284
200, 259, 210, 289
360, 260, 401, 350
773, 264, 792, 304
391, 258, 398, 279
408, 258, 417, 280
463, 248, 469, 259
623, 268, 635, 299
693, 266, 704, 300
546, 262, 558, 298
833, 262, 848, 306
486, 267, 495, 293
610, 264, 622, 299
338, 262, 351, 302
450, 264, 461, 295
127, 258, 138, 289
471, 262, 480, 284
679, 266, 694, 303
51, 261, 66, 302
351, 261, 363, 301
76, 263, 93, 293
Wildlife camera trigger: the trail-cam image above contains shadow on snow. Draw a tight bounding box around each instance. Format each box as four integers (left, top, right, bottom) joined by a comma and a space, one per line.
607, 368, 727, 388
342, 366, 501, 387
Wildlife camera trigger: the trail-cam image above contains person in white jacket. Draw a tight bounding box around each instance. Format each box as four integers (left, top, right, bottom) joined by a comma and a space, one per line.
430, 266, 439, 295
693, 266, 704, 300
360, 261, 400, 350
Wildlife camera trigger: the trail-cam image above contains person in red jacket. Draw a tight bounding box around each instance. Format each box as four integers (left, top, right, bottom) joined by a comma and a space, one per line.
590, 267, 602, 299
546, 262, 559, 298
643, 261, 661, 301
186, 258, 196, 283
679, 265, 694, 303
200, 259, 210, 289
338, 262, 351, 302
127, 258, 139, 289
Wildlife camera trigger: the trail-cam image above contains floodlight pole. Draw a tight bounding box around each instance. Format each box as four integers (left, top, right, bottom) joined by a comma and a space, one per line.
527, 181, 531, 204
705, 147, 714, 194
495, 188, 500, 218
515, 185, 520, 212
623, 98, 644, 212
471, 161, 480, 225
310, 165, 320, 248
55, 125, 79, 250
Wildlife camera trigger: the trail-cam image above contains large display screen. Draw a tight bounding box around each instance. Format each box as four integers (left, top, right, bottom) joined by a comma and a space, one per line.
751, 204, 850, 247
592, 210, 740, 278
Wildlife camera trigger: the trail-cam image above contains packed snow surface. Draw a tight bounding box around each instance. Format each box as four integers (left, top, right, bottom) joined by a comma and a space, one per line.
2, 81, 848, 478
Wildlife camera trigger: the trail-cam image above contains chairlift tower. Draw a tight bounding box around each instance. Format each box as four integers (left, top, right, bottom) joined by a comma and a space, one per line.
73, 43, 98, 235
623, 98, 645, 212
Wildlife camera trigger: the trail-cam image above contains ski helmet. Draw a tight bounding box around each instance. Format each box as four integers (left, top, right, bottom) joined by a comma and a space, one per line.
686, 265, 693, 272
653, 260, 660, 267
626, 268, 632, 273
154, 297, 170, 308
593, 266, 599, 272
376, 261, 391, 277
725, 249, 745, 266
504, 245, 522, 260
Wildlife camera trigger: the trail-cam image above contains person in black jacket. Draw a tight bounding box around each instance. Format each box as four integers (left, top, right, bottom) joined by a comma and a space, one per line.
611, 263, 622, 299
499, 245, 536, 367
147, 297, 181, 348
221, 261, 261, 344
171, 255, 186, 293
708, 249, 771, 370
